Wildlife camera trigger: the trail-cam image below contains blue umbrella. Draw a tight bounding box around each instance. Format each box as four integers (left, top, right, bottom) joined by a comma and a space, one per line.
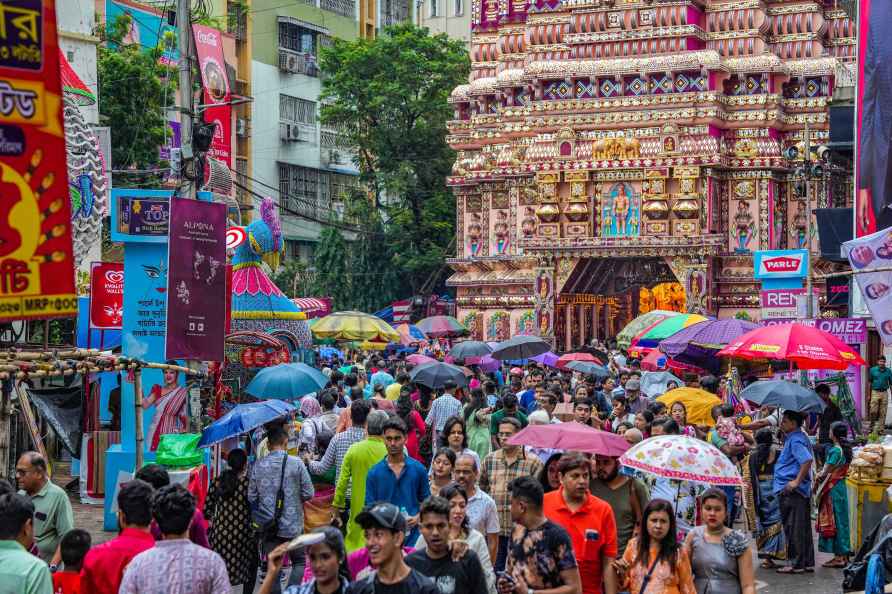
199, 400, 297, 447
739, 380, 826, 413
246, 363, 329, 400
565, 360, 610, 379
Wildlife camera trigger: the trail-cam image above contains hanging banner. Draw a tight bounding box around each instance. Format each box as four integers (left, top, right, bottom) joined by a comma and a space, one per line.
192, 24, 232, 166
842, 226, 892, 345
856, 0, 892, 236
89, 262, 124, 329
0, 0, 78, 322
165, 198, 227, 360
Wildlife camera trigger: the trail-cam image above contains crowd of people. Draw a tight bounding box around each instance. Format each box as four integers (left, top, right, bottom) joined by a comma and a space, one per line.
0, 346, 886, 594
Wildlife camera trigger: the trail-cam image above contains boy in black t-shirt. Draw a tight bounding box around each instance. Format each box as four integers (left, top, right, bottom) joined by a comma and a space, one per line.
346, 503, 440, 594
405, 496, 487, 594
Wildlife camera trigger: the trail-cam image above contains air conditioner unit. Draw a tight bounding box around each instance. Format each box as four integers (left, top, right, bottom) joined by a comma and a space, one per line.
328, 150, 343, 164
236, 118, 248, 136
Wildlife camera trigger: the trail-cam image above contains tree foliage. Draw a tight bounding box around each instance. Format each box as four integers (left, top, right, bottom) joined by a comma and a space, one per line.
310, 224, 352, 310
98, 15, 176, 185
318, 24, 469, 308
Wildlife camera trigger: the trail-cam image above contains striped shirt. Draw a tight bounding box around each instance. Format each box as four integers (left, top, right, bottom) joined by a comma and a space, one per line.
425, 393, 463, 432
309, 426, 365, 498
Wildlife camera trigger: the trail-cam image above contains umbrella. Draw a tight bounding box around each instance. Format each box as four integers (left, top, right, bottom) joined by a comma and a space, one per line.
640, 371, 684, 398
619, 435, 741, 486
407, 353, 437, 366
655, 387, 722, 426
717, 322, 866, 370
395, 323, 427, 346
565, 360, 610, 378
317, 346, 344, 360
531, 351, 560, 368
739, 380, 826, 413
491, 335, 551, 360
417, 315, 467, 338
311, 311, 400, 342
199, 400, 296, 447
658, 318, 759, 373
617, 310, 681, 348
462, 355, 501, 373
631, 314, 710, 349
506, 421, 629, 456
556, 352, 602, 370
449, 340, 493, 361
245, 363, 329, 400
640, 349, 704, 375
409, 361, 469, 389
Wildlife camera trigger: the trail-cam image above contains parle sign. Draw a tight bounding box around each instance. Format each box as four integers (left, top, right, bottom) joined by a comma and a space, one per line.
753, 250, 809, 280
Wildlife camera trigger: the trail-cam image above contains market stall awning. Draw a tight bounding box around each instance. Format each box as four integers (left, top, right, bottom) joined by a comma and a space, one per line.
292, 297, 332, 319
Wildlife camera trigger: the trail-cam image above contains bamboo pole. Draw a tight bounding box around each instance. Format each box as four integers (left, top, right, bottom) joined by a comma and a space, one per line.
14, 381, 50, 477
134, 368, 145, 471
0, 380, 11, 479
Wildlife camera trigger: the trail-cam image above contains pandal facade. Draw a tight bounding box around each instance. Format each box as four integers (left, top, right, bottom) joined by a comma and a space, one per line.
446, 0, 856, 350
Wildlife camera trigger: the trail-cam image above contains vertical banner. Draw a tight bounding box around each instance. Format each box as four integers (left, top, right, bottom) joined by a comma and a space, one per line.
192, 25, 232, 166
89, 262, 124, 329
856, 0, 892, 235
843, 227, 892, 345
0, 0, 78, 321
165, 198, 227, 360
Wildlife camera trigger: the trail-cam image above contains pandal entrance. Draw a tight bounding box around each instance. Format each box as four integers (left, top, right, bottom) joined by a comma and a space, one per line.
554, 257, 685, 351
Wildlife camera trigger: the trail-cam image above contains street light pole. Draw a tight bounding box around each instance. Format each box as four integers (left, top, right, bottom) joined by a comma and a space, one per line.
177, 0, 195, 199
804, 120, 814, 319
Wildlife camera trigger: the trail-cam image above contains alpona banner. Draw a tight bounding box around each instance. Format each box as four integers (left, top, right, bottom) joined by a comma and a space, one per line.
89, 262, 124, 329
0, 0, 78, 322
165, 198, 227, 360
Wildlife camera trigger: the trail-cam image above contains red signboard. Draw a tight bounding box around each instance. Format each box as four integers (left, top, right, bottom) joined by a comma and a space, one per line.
192, 25, 232, 166
89, 262, 124, 329
0, 0, 78, 322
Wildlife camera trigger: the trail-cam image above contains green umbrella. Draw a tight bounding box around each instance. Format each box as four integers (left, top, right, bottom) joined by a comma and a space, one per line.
631, 314, 710, 349
616, 310, 680, 348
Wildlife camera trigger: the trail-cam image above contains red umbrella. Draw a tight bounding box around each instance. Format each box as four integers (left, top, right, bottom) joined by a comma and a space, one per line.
556, 352, 602, 370
640, 349, 704, 375
506, 422, 629, 456
717, 322, 866, 370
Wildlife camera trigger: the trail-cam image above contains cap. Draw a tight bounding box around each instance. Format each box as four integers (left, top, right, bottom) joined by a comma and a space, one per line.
611, 387, 626, 397
355, 503, 407, 533
510, 367, 523, 376
626, 378, 640, 391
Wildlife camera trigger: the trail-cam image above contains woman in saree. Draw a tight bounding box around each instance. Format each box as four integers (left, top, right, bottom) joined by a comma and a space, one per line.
145, 364, 189, 451
816, 421, 852, 568
746, 427, 785, 568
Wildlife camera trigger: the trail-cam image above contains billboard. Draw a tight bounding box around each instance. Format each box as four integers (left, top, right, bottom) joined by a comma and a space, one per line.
0, 0, 78, 322
752, 250, 809, 280
856, 0, 892, 235
843, 227, 892, 345
89, 262, 124, 329
105, 0, 179, 65
192, 25, 232, 166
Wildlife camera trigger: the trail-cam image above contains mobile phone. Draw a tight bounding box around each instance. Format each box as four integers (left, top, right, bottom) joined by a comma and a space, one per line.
496, 571, 515, 584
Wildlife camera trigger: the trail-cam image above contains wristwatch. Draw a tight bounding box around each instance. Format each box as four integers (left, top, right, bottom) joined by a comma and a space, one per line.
49, 564, 59, 573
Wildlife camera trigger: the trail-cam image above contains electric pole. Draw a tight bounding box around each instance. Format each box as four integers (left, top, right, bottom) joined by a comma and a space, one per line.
804, 120, 814, 319
177, 0, 195, 199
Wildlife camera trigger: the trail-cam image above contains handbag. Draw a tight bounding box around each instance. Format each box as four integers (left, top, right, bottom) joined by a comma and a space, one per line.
253, 453, 289, 539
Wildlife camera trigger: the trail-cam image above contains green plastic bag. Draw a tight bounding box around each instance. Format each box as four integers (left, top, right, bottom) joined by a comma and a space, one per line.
155, 433, 204, 468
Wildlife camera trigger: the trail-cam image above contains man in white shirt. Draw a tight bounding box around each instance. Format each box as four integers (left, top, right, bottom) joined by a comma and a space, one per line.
453, 454, 499, 563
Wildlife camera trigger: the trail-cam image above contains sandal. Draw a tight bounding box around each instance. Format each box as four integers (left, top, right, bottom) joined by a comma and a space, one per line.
761, 560, 777, 569
776, 567, 804, 574
822, 559, 847, 568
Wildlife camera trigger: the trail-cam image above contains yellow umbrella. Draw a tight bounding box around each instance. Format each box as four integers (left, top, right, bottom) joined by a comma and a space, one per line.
311, 311, 400, 342
354, 341, 389, 351
656, 387, 722, 426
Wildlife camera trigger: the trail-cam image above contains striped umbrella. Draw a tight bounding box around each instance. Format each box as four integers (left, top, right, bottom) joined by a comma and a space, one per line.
616, 310, 681, 348
630, 314, 709, 349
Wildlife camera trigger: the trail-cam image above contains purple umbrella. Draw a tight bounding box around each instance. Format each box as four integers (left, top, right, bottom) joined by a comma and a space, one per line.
659, 318, 759, 372
532, 351, 560, 368
465, 354, 501, 373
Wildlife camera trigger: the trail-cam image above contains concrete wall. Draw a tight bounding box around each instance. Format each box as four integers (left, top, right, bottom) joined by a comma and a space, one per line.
58, 0, 100, 123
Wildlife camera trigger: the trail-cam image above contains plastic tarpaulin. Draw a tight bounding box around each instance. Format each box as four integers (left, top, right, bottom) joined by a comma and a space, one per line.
26, 385, 84, 456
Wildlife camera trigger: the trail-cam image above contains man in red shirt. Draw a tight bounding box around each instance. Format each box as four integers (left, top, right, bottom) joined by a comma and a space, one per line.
543, 452, 618, 594
80, 480, 155, 594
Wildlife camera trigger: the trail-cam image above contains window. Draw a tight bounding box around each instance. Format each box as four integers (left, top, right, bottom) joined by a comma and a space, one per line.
382, 0, 410, 26
279, 95, 317, 125
278, 21, 317, 56
430, 0, 438, 17
454, 0, 463, 15
321, 0, 356, 19
278, 163, 359, 220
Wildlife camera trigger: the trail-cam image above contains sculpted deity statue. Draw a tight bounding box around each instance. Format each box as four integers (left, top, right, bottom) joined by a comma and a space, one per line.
733, 201, 755, 253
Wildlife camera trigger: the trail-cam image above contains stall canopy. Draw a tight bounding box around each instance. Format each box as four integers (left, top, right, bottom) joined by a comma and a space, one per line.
292, 298, 332, 319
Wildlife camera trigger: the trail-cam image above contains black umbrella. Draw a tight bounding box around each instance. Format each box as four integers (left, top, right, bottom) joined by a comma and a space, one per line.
409, 361, 469, 390
739, 380, 826, 413
491, 335, 551, 360
449, 340, 493, 361
565, 360, 610, 379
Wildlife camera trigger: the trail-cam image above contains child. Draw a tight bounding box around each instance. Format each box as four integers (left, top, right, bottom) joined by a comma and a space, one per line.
714, 403, 745, 448
53, 529, 91, 594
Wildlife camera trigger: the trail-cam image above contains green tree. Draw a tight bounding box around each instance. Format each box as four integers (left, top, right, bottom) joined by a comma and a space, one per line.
319, 24, 469, 301
310, 225, 351, 309
98, 15, 176, 185
269, 258, 309, 298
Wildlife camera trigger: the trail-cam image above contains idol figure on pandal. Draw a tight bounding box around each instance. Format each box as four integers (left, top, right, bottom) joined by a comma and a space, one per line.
734, 201, 755, 253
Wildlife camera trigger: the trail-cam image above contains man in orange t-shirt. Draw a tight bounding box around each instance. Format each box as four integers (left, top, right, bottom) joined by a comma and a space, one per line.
543, 452, 618, 594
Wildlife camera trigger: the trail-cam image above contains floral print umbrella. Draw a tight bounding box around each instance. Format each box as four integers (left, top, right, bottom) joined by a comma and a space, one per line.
619, 435, 741, 486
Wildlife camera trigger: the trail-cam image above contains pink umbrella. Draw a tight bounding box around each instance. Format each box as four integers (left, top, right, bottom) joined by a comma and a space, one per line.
506, 422, 629, 456
407, 354, 436, 366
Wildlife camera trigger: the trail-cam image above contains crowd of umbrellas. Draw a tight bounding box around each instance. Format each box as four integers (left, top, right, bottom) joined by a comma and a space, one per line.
196, 308, 868, 489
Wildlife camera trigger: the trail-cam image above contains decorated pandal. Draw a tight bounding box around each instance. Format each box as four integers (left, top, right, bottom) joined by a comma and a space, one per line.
446, 0, 856, 350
